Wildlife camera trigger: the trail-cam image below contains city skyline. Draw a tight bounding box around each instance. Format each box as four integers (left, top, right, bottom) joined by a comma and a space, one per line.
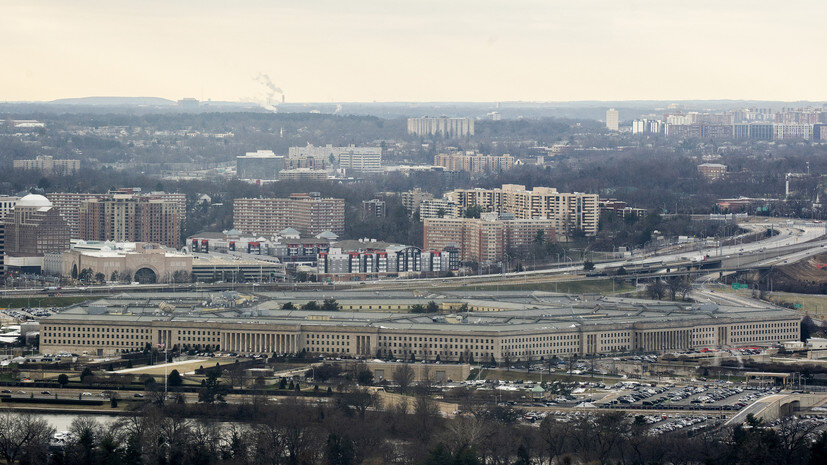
3, 1, 826, 103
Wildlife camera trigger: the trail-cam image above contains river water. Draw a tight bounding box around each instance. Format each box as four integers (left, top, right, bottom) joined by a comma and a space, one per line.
37, 413, 120, 431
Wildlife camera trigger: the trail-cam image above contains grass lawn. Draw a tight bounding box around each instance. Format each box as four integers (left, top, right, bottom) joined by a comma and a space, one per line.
0, 296, 96, 309
113, 358, 237, 376
722, 288, 827, 319
765, 292, 827, 319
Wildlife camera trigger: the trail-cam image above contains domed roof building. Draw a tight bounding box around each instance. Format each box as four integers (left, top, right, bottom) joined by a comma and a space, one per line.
4, 193, 70, 274
15, 193, 53, 209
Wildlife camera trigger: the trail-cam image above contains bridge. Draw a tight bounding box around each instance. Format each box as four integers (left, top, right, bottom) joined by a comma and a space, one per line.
724, 391, 827, 426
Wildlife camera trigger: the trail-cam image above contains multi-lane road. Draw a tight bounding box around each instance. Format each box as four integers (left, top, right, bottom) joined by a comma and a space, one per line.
1, 220, 823, 297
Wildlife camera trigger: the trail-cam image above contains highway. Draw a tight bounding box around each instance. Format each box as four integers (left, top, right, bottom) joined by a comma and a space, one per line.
1, 220, 823, 297
363, 220, 826, 290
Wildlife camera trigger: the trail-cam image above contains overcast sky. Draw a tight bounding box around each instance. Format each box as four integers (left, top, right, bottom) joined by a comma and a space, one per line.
2, 1, 824, 103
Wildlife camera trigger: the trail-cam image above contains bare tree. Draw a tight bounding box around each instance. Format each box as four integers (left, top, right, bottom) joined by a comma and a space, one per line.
0, 412, 55, 465
392, 364, 415, 393
647, 279, 666, 300
337, 388, 379, 419
666, 276, 692, 301
539, 415, 571, 464
444, 415, 495, 457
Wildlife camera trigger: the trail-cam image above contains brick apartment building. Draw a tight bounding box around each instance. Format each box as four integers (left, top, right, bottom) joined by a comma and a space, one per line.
423, 214, 556, 263
47, 189, 186, 239
434, 152, 515, 174
79, 194, 182, 248
233, 193, 345, 237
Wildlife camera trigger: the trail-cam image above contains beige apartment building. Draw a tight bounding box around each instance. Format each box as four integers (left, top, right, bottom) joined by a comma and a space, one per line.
401, 188, 434, 216
14, 155, 79, 175
278, 169, 329, 182
447, 184, 599, 239
424, 214, 556, 263
434, 152, 515, 174
40, 293, 801, 359
233, 194, 345, 237
407, 117, 474, 137
418, 198, 461, 219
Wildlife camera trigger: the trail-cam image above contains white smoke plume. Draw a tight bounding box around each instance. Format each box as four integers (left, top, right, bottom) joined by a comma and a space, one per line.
253, 73, 284, 112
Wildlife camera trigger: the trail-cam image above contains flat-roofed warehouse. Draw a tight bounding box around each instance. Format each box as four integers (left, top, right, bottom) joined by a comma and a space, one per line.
39, 291, 801, 360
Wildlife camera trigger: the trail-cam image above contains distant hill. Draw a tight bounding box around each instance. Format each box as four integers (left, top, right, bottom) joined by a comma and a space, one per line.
49, 96, 176, 106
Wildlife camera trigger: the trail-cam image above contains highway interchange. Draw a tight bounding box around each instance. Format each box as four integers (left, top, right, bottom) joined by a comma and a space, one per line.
0, 218, 823, 298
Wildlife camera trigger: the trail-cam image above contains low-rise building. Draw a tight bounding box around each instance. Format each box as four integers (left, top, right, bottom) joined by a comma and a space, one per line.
188, 229, 332, 267
698, 163, 727, 181
45, 242, 192, 284
236, 150, 284, 180
190, 254, 285, 283
288, 144, 382, 174
39, 292, 801, 359
599, 199, 648, 218
278, 169, 329, 182
317, 241, 459, 280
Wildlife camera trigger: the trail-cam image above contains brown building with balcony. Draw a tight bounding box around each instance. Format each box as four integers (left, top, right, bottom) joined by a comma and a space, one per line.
233, 193, 345, 237
79, 194, 182, 248
424, 214, 556, 263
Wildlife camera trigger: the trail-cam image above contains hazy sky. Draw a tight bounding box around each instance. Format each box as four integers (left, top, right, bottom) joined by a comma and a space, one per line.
2, 1, 825, 103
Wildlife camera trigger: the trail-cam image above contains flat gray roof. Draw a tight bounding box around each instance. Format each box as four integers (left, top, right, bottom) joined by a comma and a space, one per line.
43, 290, 800, 334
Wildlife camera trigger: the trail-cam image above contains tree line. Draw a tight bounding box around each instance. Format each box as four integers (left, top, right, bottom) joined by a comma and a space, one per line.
0, 396, 824, 465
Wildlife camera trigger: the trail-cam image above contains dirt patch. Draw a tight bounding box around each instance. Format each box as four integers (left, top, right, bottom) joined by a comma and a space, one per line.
775, 253, 827, 284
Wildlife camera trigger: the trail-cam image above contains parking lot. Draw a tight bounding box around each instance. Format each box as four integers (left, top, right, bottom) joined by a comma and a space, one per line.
600, 382, 781, 412
516, 409, 727, 435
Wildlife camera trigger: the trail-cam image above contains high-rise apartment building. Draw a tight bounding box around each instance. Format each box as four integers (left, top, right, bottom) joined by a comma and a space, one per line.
407, 117, 475, 137
13, 155, 80, 175
606, 109, 619, 131
434, 152, 515, 174
233, 193, 345, 237
0, 196, 19, 220
423, 214, 556, 263
45, 193, 98, 238
79, 194, 182, 248
4, 194, 71, 273
338, 148, 382, 174
401, 188, 434, 216
0, 196, 19, 278
447, 184, 599, 239
361, 199, 387, 218
47, 190, 186, 239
